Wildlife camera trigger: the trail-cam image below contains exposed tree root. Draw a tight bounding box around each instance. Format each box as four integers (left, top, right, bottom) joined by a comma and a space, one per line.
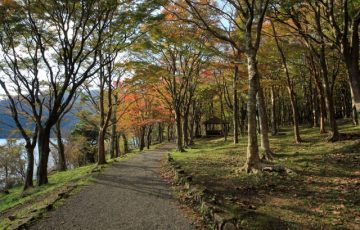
261, 150, 275, 161
326, 132, 339, 142
176, 148, 186, 152
237, 162, 293, 175
239, 164, 261, 174
294, 138, 303, 144
261, 164, 293, 174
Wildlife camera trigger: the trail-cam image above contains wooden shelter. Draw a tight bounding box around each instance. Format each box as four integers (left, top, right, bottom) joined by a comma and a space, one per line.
203, 117, 229, 137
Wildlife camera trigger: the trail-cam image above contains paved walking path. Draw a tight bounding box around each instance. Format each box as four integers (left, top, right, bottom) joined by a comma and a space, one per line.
30, 143, 194, 230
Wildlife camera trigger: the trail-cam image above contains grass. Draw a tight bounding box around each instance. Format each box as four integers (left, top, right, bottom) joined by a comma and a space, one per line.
170, 120, 360, 229
0, 144, 157, 229
0, 164, 98, 229
0, 164, 94, 214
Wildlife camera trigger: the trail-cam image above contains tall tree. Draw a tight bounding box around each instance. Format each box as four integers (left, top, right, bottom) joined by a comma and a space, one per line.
320, 0, 360, 120
0, 0, 39, 190
172, 0, 271, 171
273, 1, 340, 140
270, 20, 302, 143
131, 17, 206, 152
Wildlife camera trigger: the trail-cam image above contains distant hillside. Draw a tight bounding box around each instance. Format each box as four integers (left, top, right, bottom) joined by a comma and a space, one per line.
0, 89, 101, 138
0, 99, 79, 139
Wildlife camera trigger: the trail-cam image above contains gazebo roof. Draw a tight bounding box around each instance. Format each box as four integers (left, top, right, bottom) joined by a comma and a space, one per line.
203, 117, 229, 125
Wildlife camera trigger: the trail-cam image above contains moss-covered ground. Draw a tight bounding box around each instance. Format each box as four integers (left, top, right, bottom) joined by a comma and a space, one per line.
170, 120, 360, 229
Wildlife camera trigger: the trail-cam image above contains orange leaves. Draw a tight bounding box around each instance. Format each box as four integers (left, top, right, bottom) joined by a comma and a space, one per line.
0, 0, 13, 5
116, 78, 173, 134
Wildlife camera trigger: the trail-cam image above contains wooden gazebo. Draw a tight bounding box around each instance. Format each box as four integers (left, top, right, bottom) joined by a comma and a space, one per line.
203, 117, 229, 137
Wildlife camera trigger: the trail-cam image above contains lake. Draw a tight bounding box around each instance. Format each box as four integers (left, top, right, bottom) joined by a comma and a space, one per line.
0, 138, 56, 178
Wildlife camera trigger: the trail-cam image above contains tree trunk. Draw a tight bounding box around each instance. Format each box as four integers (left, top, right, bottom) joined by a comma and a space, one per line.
312, 86, 320, 127
167, 124, 171, 142
324, 89, 339, 141
270, 86, 278, 135
344, 47, 360, 113
220, 92, 227, 141
194, 105, 201, 137
97, 52, 112, 164
319, 46, 339, 141
98, 129, 107, 164
175, 109, 185, 152
315, 80, 327, 133
115, 134, 120, 157
240, 100, 246, 136
279, 94, 285, 126
109, 110, 117, 159
4, 165, 9, 189
37, 127, 51, 186
122, 133, 129, 153
158, 123, 163, 143
237, 98, 242, 136
257, 87, 274, 159
233, 65, 239, 144
139, 126, 146, 151
55, 120, 66, 171
271, 21, 302, 143
182, 110, 189, 147
189, 100, 196, 145
242, 52, 261, 173
23, 146, 34, 190
289, 89, 302, 143
147, 125, 152, 149
349, 83, 359, 126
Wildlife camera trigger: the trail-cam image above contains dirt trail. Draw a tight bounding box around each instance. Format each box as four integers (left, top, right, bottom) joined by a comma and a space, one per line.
30, 143, 194, 230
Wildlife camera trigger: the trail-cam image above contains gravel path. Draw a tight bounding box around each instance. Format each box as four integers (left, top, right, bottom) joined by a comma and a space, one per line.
30, 143, 194, 230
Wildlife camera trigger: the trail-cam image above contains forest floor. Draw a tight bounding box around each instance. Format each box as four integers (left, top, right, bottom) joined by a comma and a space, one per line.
169, 120, 360, 229
27, 143, 198, 230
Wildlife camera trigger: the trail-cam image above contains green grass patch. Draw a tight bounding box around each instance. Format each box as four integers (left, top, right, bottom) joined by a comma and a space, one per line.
0, 164, 96, 213
0, 164, 96, 229
170, 120, 360, 229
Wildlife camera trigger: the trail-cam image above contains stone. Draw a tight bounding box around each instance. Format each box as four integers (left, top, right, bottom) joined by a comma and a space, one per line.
167, 154, 174, 161
46, 204, 54, 211
58, 192, 70, 199
67, 184, 77, 190
200, 202, 212, 216
213, 212, 225, 224
186, 176, 193, 182
222, 221, 237, 230
91, 167, 101, 173
194, 194, 203, 203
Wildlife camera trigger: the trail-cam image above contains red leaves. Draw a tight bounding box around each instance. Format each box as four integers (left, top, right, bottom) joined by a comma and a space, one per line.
117, 80, 173, 134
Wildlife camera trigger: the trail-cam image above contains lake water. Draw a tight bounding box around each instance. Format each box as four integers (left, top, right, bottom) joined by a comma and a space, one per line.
0, 138, 56, 178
